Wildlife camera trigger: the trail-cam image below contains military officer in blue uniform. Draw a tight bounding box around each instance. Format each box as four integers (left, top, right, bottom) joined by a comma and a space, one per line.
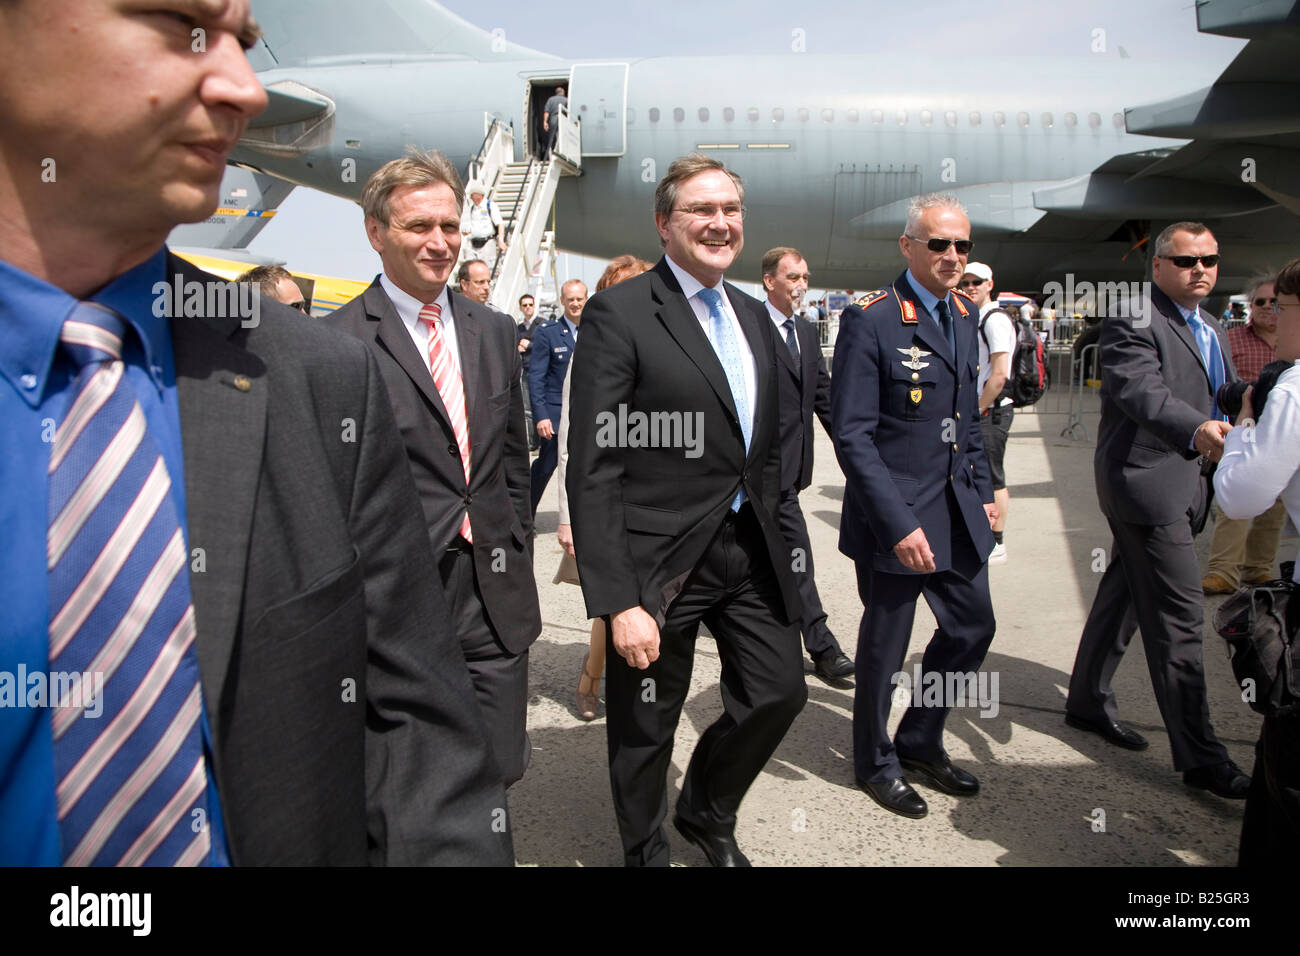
830, 194, 998, 819
529, 279, 586, 514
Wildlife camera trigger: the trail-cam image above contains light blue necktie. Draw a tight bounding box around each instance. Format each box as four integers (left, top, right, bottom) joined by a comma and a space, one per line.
698, 288, 750, 510
48, 302, 212, 866
1185, 310, 1225, 418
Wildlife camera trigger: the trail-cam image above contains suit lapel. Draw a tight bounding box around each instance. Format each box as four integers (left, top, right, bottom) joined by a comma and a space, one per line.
651, 262, 742, 428
169, 256, 267, 716
769, 307, 799, 377
369, 281, 456, 432
797, 319, 818, 385
1153, 286, 1211, 391
448, 294, 483, 433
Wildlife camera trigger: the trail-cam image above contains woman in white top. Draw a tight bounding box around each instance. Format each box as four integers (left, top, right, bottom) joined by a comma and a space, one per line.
1213, 255, 1300, 865
556, 256, 652, 719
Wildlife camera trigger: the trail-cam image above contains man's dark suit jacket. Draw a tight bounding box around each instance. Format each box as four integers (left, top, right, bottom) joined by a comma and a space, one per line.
528, 319, 576, 427
567, 257, 799, 625
831, 272, 995, 579
172, 257, 511, 865
1095, 284, 1237, 526
327, 279, 541, 655
774, 311, 833, 493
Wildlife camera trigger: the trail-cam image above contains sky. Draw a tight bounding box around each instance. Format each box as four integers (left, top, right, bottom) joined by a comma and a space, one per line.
241, 0, 1243, 298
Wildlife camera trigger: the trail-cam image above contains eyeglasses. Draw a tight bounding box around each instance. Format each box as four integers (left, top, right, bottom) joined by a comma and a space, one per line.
287, 301, 308, 312
1253, 297, 1277, 308
1275, 298, 1300, 312
673, 204, 745, 220
1160, 254, 1220, 268
958, 278, 987, 288
907, 235, 974, 255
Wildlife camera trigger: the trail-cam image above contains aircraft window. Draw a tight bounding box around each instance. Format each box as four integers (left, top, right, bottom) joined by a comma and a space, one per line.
847, 108, 859, 122
649, 107, 660, 123
626, 108, 636, 124
945, 111, 957, 127
797, 107, 810, 122
896, 110, 908, 125
993, 111, 1005, 127
747, 107, 759, 121
1112, 112, 1125, 128
822, 108, 834, 123
920, 110, 933, 126
1041, 112, 1053, 127
698, 107, 710, 122
723, 107, 735, 122
872, 109, 884, 124
1017, 111, 1029, 127
969, 111, 981, 126
1064, 112, 1077, 128
1088, 111, 1101, 128
673, 107, 685, 122
772, 107, 785, 122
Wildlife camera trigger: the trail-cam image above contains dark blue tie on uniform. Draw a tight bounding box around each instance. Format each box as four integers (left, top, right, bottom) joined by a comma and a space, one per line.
47, 301, 212, 866
936, 299, 957, 358
1185, 310, 1225, 418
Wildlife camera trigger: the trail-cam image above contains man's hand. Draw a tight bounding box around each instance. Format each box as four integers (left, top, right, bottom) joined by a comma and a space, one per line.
893, 526, 936, 573
1238, 385, 1255, 425
1193, 419, 1232, 461
557, 522, 575, 556
611, 606, 660, 669
984, 502, 999, 528
518, 337, 530, 354
536, 418, 555, 440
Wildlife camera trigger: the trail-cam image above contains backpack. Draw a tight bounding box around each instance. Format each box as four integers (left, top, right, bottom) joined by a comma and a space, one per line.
981, 307, 1046, 407
1213, 579, 1298, 716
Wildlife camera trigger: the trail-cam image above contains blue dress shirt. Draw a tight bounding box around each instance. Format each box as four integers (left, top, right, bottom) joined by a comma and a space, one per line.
0, 250, 229, 865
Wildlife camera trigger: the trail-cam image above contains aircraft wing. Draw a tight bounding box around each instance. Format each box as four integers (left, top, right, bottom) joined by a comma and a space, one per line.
1121, 0, 1300, 214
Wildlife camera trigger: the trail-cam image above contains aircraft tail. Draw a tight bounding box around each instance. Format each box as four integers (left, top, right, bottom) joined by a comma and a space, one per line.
167, 165, 295, 251
249, 0, 558, 67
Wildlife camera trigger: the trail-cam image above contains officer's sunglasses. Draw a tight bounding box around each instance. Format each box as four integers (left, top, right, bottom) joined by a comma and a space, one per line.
907, 235, 973, 255
1253, 296, 1277, 308
1159, 254, 1220, 268
958, 278, 987, 288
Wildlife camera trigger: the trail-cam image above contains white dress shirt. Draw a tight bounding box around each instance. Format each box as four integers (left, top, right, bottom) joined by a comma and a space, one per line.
765, 299, 799, 358
380, 274, 461, 379
664, 255, 756, 440
1214, 361, 1300, 582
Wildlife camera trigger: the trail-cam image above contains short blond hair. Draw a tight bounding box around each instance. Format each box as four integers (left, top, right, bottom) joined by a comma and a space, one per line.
361, 147, 464, 225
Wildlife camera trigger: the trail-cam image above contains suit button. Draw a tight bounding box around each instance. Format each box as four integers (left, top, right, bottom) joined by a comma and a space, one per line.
465, 494, 473, 506
955, 412, 961, 420
448, 443, 459, 456
911, 372, 920, 382
952, 443, 959, 451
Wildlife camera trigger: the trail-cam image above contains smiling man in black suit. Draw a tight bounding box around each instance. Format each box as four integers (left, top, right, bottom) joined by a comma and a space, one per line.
567, 154, 807, 867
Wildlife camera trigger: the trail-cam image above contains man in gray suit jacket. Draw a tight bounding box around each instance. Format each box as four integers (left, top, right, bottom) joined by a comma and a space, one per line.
1066, 221, 1250, 799
0, 0, 510, 865
329, 151, 541, 788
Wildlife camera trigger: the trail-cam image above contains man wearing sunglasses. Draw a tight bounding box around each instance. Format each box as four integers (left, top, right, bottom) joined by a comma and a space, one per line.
1203, 274, 1287, 596
1066, 221, 1251, 800
237, 264, 309, 312
831, 193, 998, 819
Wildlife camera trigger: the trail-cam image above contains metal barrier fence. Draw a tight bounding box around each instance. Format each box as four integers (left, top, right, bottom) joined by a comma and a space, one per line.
1013, 341, 1099, 441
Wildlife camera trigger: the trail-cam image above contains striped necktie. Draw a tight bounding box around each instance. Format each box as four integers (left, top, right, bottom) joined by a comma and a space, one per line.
419, 302, 473, 542
698, 288, 750, 511
48, 301, 211, 866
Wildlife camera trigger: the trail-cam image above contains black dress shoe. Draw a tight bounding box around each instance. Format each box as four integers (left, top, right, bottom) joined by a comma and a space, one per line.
1183, 760, 1250, 799
1065, 712, 1149, 751
672, 813, 752, 866
814, 650, 855, 681
898, 754, 980, 796
857, 777, 928, 818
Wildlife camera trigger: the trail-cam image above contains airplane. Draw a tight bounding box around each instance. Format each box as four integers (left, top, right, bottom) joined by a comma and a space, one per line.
226, 0, 1300, 302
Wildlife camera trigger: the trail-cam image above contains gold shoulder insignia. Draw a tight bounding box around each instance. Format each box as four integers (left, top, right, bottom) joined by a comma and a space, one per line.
855, 289, 888, 309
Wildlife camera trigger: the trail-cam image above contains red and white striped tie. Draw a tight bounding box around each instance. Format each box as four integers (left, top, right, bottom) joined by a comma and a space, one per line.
419, 303, 473, 543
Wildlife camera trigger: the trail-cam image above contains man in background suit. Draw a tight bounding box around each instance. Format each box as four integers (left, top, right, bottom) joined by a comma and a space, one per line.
0, 0, 510, 865
567, 154, 807, 867
329, 151, 541, 788
761, 246, 855, 682
1066, 221, 1250, 799
831, 194, 998, 820
529, 279, 585, 514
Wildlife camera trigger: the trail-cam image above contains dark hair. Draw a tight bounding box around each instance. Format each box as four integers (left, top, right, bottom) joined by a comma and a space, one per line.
761, 246, 804, 278
1152, 221, 1213, 257
1275, 258, 1300, 297
237, 264, 294, 298
457, 259, 488, 284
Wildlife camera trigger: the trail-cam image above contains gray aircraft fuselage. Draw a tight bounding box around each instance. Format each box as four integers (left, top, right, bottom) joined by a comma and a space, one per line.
234, 46, 1290, 293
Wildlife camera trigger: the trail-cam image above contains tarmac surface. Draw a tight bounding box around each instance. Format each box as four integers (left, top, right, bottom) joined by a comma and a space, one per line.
508, 385, 1290, 866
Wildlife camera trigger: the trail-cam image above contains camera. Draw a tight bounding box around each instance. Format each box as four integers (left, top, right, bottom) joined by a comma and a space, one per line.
1216, 359, 1293, 421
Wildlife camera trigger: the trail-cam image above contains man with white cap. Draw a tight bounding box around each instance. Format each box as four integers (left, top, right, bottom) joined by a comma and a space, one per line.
959, 262, 1014, 563
462, 181, 506, 273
